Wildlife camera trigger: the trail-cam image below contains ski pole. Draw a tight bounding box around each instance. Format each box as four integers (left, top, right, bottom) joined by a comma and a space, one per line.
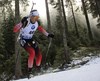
44, 38, 52, 67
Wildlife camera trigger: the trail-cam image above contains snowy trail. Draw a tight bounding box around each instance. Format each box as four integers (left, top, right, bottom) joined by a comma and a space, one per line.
14, 58, 100, 81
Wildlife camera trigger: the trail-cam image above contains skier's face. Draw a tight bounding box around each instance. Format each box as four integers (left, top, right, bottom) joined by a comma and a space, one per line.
30, 16, 39, 23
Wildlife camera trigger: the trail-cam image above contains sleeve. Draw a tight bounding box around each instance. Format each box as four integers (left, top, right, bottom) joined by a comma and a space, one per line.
13, 17, 28, 32
38, 26, 49, 36
13, 23, 23, 32
37, 20, 49, 36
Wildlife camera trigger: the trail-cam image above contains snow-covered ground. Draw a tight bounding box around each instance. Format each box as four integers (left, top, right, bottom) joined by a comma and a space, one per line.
13, 57, 100, 81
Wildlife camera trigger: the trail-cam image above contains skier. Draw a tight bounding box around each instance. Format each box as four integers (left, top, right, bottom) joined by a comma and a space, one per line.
14, 10, 54, 79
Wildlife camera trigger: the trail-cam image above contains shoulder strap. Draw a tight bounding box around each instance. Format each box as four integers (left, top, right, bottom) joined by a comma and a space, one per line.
21, 17, 29, 28
25, 17, 30, 27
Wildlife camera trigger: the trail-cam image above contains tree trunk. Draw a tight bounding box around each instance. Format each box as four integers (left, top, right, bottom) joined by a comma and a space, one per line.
61, 0, 68, 38
81, 0, 93, 40
58, 0, 70, 63
15, 0, 22, 78
69, 0, 79, 38
45, 0, 51, 33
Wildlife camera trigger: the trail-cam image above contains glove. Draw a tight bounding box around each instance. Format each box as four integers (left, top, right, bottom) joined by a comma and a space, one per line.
48, 34, 54, 38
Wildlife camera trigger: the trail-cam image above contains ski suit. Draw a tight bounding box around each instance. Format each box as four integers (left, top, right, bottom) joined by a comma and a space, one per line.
20, 17, 49, 68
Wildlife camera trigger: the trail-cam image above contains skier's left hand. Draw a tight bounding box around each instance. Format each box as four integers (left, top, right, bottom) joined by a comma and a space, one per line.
48, 34, 54, 38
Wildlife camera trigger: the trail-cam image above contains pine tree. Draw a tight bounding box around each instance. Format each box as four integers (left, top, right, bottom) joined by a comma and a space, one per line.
69, 0, 79, 38
45, 0, 51, 33
81, 0, 93, 40
0, 33, 5, 74
2, 14, 15, 57
1, 13, 15, 80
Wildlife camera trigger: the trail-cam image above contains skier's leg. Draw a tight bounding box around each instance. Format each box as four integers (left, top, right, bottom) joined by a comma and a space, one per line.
25, 45, 35, 68
35, 47, 42, 66
30, 41, 42, 66
21, 40, 35, 78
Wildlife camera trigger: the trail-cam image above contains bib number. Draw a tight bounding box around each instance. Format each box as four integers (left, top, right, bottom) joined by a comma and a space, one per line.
29, 31, 35, 34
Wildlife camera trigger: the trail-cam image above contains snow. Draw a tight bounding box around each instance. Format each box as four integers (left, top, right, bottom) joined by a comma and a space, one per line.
13, 57, 100, 81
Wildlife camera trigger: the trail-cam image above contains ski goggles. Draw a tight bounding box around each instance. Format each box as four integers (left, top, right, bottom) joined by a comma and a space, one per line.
34, 16, 39, 19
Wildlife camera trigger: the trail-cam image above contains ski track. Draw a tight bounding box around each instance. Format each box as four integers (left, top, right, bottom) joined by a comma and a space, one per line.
14, 58, 100, 81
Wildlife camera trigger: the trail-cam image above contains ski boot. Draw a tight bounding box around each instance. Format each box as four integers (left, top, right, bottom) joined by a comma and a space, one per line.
28, 68, 34, 79
36, 66, 42, 75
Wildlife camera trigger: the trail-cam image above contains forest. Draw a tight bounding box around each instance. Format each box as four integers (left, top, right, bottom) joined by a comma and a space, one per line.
0, 0, 100, 80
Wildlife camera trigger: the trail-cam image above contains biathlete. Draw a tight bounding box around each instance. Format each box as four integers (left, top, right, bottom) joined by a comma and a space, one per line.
13, 10, 54, 78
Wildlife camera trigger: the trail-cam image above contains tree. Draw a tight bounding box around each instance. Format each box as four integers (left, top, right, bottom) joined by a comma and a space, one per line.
0, 0, 29, 79
61, 0, 69, 38
93, 0, 100, 28
69, 0, 79, 38
87, 0, 100, 18
59, 0, 70, 63
55, 0, 70, 64
44, 0, 53, 68
0, 33, 5, 74
0, 13, 16, 80
0, 0, 13, 20
15, 0, 22, 78
95, 0, 100, 28
2, 14, 15, 58
85, 0, 100, 29
95, 0, 100, 17
81, 0, 93, 40
45, 0, 51, 33
46, 0, 70, 66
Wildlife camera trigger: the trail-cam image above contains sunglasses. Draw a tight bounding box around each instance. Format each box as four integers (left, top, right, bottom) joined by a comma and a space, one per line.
33, 16, 39, 19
